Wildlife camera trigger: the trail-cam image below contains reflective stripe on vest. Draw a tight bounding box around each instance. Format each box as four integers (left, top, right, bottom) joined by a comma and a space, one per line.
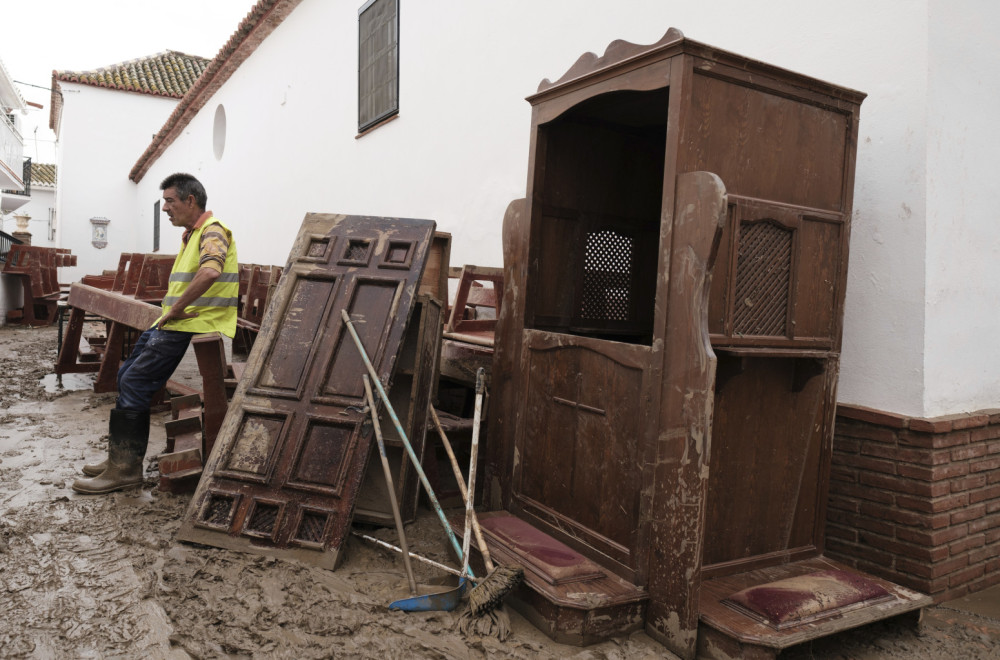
156, 217, 239, 337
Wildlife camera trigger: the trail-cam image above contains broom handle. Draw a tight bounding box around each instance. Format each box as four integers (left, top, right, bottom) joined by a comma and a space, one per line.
352, 532, 480, 583
341, 310, 474, 578
363, 375, 417, 595
464, 369, 485, 571
430, 407, 496, 572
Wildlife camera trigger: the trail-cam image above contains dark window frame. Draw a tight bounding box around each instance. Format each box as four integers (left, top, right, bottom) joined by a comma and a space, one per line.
358, 0, 399, 133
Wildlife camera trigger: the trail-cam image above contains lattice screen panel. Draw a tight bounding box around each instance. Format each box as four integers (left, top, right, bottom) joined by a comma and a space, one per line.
581, 230, 633, 322
733, 221, 793, 336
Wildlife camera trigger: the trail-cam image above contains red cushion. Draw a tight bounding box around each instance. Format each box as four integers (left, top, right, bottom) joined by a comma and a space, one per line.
723, 569, 891, 629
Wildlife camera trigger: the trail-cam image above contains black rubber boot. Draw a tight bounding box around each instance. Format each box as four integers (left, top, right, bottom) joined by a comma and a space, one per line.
81, 458, 107, 477
72, 409, 150, 495
82, 412, 113, 476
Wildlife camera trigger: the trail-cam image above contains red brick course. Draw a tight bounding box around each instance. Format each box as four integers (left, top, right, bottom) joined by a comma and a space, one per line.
829, 404, 1000, 602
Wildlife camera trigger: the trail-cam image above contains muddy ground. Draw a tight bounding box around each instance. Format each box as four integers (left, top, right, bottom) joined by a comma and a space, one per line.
0, 323, 998, 659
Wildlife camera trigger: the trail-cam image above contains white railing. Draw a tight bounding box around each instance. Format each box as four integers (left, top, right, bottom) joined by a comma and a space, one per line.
0, 112, 24, 187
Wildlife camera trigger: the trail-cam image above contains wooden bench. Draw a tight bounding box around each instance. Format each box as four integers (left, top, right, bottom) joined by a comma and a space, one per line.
108, 252, 176, 300
2, 245, 76, 326
444, 264, 503, 345
158, 332, 230, 493
54, 283, 233, 493
233, 263, 282, 358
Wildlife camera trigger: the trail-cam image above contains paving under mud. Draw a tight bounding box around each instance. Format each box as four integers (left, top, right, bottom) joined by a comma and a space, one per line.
0, 324, 997, 658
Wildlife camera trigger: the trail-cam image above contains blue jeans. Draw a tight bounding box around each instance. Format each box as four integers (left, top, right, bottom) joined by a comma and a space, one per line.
116, 328, 193, 412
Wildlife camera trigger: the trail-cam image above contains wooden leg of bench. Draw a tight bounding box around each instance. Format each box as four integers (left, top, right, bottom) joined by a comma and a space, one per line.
193, 333, 229, 459
56, 307, 90, 374
40, 299, 60, 326
20, 280, 38, 326
94, 321, 126, 393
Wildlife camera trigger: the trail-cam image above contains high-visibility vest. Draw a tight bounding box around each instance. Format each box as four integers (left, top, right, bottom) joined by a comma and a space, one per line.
156, 217, 239, 337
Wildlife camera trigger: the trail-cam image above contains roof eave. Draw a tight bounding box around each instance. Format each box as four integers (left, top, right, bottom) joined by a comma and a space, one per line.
130, 0, 306, 183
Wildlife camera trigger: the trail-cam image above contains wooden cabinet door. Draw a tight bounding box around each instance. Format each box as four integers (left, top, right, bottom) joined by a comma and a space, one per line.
178, 213, 435, 568
511, 332, 651, 580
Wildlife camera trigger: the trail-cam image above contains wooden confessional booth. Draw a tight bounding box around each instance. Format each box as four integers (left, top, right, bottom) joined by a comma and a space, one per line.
483, 29, 929, 660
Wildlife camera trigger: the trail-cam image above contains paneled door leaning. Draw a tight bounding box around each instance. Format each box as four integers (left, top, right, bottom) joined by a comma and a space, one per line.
178, 213, 436, 568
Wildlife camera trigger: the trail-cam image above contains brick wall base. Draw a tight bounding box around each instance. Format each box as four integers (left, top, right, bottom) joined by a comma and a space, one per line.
829, 404, 1000, 603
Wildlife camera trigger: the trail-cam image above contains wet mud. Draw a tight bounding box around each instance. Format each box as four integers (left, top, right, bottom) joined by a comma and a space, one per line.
0, 324, 998, 658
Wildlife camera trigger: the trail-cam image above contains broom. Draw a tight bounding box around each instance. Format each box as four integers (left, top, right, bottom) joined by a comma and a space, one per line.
432, 370, 523, 616
341, 311, 520, 615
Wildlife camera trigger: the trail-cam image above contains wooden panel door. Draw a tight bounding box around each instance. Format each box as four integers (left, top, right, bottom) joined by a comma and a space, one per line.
178, 213, 435, 568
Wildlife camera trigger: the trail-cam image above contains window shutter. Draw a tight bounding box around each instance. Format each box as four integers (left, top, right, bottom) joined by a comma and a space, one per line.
358, 0, 399, 131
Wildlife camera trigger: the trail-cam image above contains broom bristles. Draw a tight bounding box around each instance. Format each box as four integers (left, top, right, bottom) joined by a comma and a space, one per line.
457, 605, 512, 640
468, 565, 524, 616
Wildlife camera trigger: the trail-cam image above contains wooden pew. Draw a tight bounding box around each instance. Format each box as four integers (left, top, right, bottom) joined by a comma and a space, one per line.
232, 264, 282, 358
55, 282, 232, 493
2, 245, 76, 326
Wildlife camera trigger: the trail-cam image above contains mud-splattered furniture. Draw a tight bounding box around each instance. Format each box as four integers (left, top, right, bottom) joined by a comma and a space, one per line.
56, 253, 177, 389
109, 252, 175, 301
179, 213, 436, 569
158, 332, 231, 494
54, 281, 230, 396
232, 264, 283, 359
485, 29, 927, 659
419, 231, 451, 306
444, 265, 502, 340
2, 244, 75, 326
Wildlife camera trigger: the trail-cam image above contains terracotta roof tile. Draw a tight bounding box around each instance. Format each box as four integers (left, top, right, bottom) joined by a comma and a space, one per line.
53, 51, 210, 98
130, 0, 305, 182
30, 162, 56, 187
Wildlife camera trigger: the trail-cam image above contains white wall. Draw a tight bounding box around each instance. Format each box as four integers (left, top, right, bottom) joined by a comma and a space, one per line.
922, 1, 1000, 417
0, 273, 22, 326
132, 0, 997, 418
56, 83, 180, 282
10, 186, 58, 249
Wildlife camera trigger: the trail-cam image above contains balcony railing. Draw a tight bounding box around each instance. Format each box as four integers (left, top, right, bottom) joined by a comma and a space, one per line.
0, 229, 24, 264
0, 112, 25, 190
2, 157, 32, 197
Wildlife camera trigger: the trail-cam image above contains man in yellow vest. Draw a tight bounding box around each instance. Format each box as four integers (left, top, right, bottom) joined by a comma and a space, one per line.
73, 173, 239, 494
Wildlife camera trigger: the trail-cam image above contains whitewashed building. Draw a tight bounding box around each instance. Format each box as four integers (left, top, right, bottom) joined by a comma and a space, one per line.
120, 0, 999, 422
0, 56, 28, 208
49, 51, 210, 282
0, 55, 30, 323
9, 162, 58, 249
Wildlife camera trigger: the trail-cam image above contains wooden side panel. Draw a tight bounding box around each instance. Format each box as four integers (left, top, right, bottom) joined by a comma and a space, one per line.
679, 71, 851, 212
703, 357, 829, 568
794, 218, 843, 341
485, 199, 528, 511
644, 171, 726, 659
255, 276, 340, 394
418, 232, 451, 305
178, 214, 435, 568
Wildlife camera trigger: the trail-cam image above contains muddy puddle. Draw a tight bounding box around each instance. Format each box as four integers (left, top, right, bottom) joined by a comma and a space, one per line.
39, 372, 95, 393
1, 324, 998, 659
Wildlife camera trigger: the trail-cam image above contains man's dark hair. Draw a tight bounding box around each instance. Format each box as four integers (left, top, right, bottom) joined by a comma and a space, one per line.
160, 173, 207, 210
